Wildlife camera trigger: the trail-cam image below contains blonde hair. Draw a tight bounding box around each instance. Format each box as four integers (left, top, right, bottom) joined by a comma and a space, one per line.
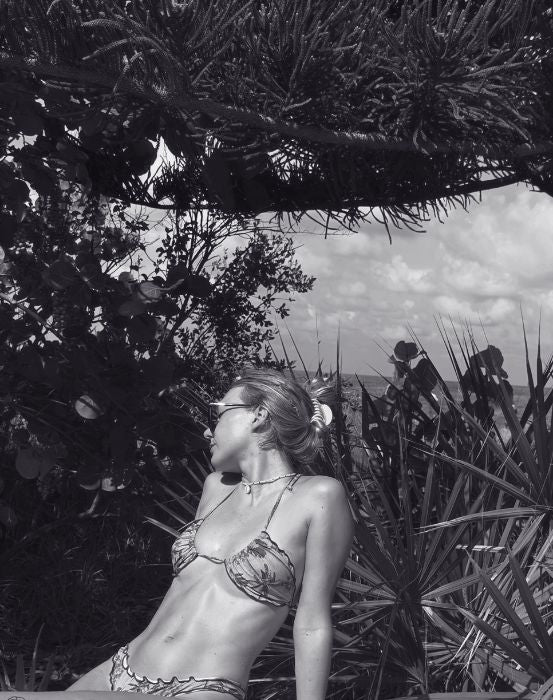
230, 368, 335, 470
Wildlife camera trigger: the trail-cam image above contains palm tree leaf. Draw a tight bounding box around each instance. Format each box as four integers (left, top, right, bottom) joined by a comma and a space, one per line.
423, 450, 536, 504
458, 608, 545, 680
507, 551, 553, 667
144, 515, 180, 538
471, 557, 549, 674
447, 398, 532, 489
426, 606, 533, 687
421, 471, 477, 585
420, 507, 546, 531
533, 674, 553, 700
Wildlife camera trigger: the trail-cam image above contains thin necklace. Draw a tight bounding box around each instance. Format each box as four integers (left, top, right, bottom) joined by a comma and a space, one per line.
241, 472, 296, 494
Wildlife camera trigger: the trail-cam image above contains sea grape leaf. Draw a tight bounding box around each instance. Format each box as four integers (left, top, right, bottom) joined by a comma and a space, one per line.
127, 313, 158, 344
137, 281, 164, 303
186, 273, 212, 297
20, 161, 57, 196
150, 297, 179, 317
412, 357, 438, 392
123, 140, 157, 175
0, 213, 17, 246
141, 355, 174, 392
15, 346, 45, 382
15, 447, 54, 479
55, 140, 89, 164
109, 421, 135, 461
43, 260, 79, 290
4, 178, 30, 204
13, 109, 44, 136
118, 300, 147, 317
101, 472, 132, 491
81, 111, 105, 136
75, 394, 105, 419
166, 262, 190, 290
394, 340, 419, 362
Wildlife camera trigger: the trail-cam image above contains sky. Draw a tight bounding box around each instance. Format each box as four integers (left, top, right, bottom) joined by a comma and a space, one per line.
137, 172, 553, 386
258, 184, 553, 385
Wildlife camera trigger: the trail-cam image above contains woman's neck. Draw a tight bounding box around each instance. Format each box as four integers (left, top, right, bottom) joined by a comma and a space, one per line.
234, 449, 295, 503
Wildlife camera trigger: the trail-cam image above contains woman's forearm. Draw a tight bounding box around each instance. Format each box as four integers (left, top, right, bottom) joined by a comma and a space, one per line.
293, 624, 333, 700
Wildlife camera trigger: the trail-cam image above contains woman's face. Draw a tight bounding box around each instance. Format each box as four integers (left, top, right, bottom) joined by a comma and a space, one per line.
203, 386, 256, 472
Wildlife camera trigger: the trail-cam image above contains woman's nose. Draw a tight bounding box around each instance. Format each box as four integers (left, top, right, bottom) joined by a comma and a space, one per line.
203, 426, 212, 440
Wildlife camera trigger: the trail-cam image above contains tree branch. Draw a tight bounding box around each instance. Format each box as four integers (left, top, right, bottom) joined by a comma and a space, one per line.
2, 54, 552, 160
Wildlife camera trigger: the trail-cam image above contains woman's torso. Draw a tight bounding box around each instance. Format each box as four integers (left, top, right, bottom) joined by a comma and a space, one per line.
128, 473, 313, 690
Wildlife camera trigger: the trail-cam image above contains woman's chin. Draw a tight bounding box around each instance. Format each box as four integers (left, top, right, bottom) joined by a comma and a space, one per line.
210, 453, 240, 473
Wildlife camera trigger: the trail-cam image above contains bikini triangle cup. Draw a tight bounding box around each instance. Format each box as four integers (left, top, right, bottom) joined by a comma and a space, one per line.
171, 474, 302, 607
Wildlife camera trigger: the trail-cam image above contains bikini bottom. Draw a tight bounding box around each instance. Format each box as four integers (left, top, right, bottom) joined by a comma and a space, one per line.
109, 643, 247, 700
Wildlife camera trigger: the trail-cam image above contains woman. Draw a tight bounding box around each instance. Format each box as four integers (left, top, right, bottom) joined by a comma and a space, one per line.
59, 368, 354, 700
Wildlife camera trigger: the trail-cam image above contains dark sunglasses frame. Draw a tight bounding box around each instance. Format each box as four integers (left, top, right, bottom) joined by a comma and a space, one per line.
207, 402, 254, 432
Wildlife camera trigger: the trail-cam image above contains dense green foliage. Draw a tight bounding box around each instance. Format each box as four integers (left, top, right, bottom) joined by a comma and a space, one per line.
0, 0, 552, 230
0, 176, 313, 509
4, 331, 553, 700
0, 178, 314, 686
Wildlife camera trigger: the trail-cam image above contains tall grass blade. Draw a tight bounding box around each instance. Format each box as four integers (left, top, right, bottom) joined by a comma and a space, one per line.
37, 655, 55, 691
276, 328, 296, 380
15, 654, 25, 691
284, 324, 310, 380
507, 551, 553, 667
422, 450, 535, 505
459, 608, 543, 679
144, 515, 180, 538
471, 557, 549, 674
28, 622, 44, 691
427, 607, 533, 687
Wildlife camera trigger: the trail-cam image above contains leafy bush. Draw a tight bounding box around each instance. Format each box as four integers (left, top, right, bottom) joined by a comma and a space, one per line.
5, 324, 553, 700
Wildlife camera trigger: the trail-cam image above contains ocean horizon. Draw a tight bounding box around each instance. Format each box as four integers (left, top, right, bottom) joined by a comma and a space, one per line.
344, 373, 530, 416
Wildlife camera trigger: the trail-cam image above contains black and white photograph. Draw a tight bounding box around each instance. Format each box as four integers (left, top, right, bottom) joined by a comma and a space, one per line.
1, 2, 553, 700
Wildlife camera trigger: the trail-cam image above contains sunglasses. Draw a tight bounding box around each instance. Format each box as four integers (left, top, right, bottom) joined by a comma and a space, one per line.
207, 402, 254, 432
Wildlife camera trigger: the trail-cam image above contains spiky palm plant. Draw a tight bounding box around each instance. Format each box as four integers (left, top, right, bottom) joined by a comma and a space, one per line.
149, 327, 553, 700
0, 625, 54, 692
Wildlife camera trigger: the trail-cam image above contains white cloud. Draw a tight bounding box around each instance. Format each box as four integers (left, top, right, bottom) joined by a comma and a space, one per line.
434, 187, 553, 291
281, 184, 553, 383
372, 254, 435, 294
441, 253, 515, 300
433, 296, 517, 325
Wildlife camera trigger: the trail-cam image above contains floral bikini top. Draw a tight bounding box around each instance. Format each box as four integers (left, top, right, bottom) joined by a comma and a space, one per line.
172, 473, 302, 608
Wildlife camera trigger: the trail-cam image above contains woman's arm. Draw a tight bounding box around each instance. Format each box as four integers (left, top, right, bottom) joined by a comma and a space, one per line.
293, 477, 355, 700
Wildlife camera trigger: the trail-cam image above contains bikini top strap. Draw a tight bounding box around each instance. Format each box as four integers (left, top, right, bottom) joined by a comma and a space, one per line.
201, 483, 240, 521
265, 473, 302, 529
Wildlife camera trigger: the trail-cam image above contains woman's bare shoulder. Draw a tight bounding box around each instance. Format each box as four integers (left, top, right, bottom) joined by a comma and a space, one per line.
297, 474, 345, 494
296, 475, 349, 516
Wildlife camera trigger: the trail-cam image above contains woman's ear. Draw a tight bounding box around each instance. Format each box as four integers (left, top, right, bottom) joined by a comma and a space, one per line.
251, 404, 270, 431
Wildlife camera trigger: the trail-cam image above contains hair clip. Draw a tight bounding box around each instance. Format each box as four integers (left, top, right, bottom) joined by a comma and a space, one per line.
310, 397, 333, 426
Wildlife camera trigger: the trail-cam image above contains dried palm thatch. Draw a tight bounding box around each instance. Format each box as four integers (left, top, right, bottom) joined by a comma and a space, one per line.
0, 0, 552, 231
